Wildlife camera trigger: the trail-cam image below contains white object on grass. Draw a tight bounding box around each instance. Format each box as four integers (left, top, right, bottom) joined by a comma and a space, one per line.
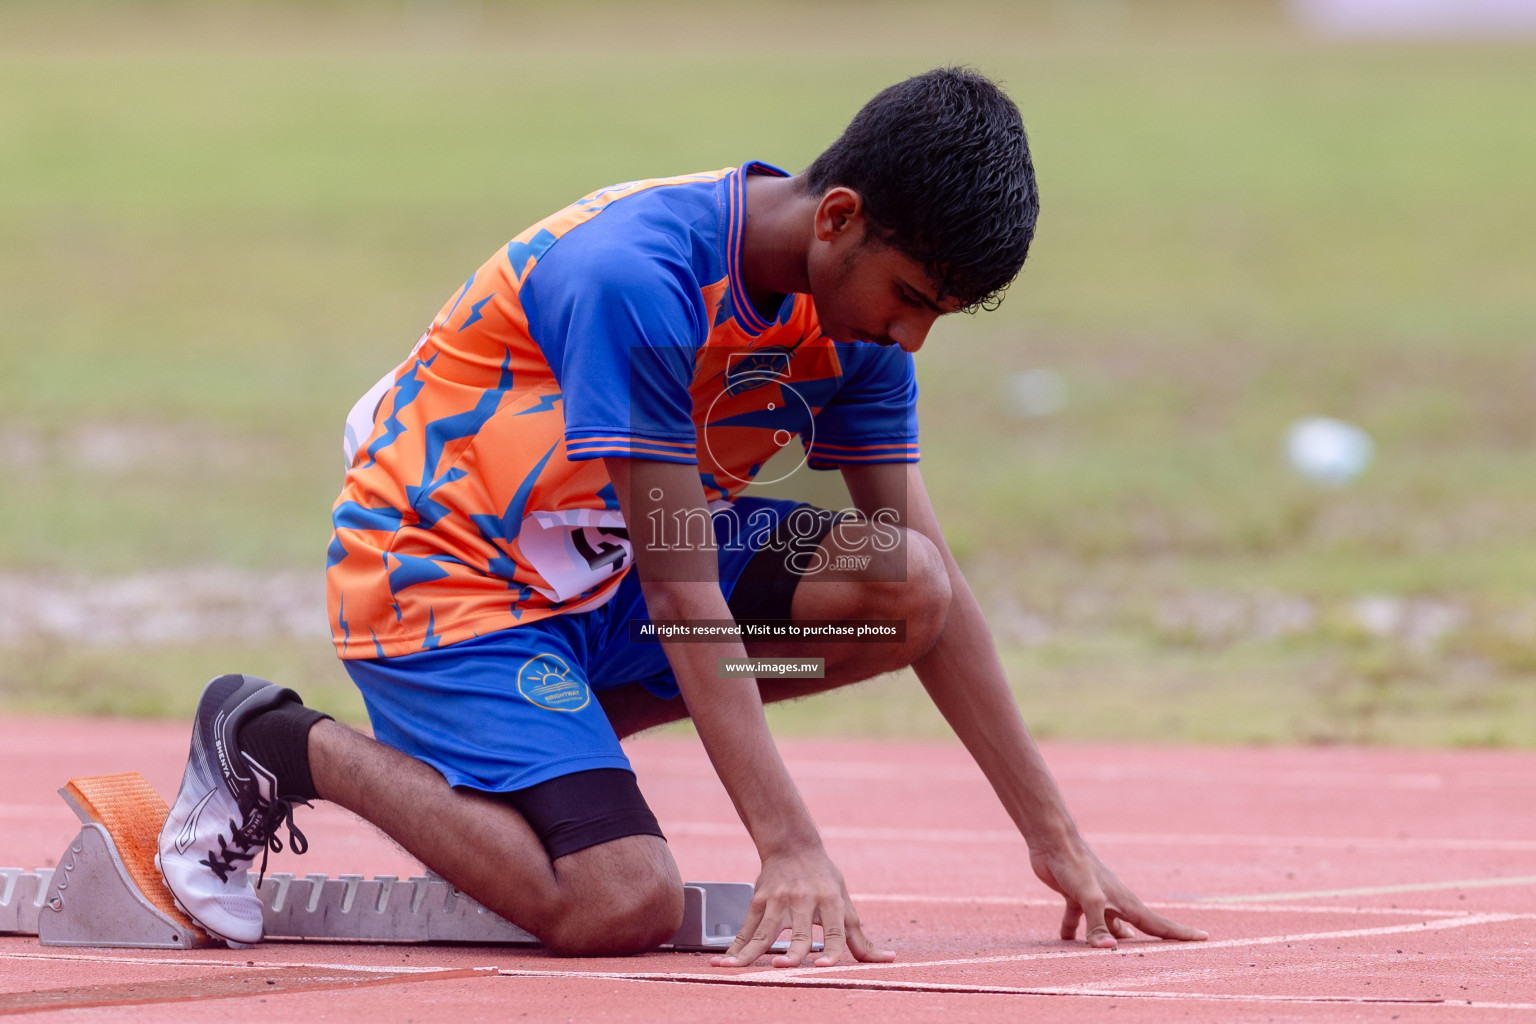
1285, 416, 1375, 487
1290, 0, 1536, 37
1005, 368, 1069, 418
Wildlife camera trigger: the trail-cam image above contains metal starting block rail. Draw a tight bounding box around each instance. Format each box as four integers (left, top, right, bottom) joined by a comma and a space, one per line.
259, 872, 760, 951
0, 772, 804, 954
0, 867, 52, 937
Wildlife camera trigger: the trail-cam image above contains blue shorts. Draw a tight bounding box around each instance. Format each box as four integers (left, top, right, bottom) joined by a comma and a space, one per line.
344, 496, 829, 793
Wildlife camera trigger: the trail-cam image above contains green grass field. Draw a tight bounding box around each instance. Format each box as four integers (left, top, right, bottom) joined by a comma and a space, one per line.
3, 1, 1534, 744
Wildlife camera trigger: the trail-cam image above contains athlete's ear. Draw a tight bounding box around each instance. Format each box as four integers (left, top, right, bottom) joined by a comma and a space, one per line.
813, 187, 866, 243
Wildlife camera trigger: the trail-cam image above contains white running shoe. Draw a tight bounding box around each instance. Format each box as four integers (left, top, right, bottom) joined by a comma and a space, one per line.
156, 674, 312, 947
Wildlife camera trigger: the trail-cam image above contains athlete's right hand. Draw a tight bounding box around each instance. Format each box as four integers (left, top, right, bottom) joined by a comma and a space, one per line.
710, 845, 894, 968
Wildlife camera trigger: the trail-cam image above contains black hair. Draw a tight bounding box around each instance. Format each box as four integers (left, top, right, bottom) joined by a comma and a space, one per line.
803, 67, 1039, 312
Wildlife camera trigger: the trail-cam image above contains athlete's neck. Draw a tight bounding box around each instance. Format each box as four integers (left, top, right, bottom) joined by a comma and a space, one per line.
739, 171, 817, 316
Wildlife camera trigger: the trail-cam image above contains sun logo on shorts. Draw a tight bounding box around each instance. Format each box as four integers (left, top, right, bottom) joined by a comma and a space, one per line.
516, 654, 591, 712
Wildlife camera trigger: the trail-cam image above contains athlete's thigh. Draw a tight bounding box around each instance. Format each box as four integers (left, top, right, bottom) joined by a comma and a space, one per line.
586, 496, 840, 701
343, 618, 631, 793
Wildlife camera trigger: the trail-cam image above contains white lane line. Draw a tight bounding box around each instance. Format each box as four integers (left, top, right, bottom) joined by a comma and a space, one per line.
851, 893, 1468, 917
492, 969, 1536, 1010
668, 821, 1536, 852
1203, 875, 1536, 903
759, 911, 1529, 977
21, 950, 1520, 1011
0, 911, 1519, 977
644, 757, 1536, 793
1049, 960, 1310, 993
1016, 989, 1536, 1010
9, 811, 1532, 848
1077, 831, 1536, 852
0, 950, 470, 975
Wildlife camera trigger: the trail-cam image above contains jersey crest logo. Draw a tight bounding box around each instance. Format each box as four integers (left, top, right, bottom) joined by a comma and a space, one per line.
725, 349, 792, 395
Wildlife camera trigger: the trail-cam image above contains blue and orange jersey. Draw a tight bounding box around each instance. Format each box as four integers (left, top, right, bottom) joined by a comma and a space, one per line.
327, 162, 921, 659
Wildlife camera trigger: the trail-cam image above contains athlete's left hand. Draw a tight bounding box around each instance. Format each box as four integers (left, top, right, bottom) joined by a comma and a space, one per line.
1029, 833, 1208, 948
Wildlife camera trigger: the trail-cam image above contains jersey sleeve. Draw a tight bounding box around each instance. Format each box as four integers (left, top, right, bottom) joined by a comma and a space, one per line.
803, 345, 921, 469
520, 235, 705, 464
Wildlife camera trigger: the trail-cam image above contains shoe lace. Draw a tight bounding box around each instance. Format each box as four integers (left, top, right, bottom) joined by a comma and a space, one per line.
199, 793, 313, 885
197, 830, 256, 883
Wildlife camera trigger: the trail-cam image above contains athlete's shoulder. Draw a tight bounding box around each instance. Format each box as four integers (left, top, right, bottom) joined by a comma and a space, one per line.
571, 168, 732, 216
541, 168, 729, 249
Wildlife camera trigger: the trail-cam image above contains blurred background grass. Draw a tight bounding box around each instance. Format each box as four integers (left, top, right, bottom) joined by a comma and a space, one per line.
1, 0, 1533, 744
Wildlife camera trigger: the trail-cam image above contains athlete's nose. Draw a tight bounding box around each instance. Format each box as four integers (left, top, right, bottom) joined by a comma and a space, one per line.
889, 313, 934, 354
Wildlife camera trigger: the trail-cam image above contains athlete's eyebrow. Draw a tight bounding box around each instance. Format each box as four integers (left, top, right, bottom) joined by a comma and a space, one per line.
900, 280, 944, 313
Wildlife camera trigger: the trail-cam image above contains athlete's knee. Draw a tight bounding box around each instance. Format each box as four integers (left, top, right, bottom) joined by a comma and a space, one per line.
821, 529, 948, 677
545, 875, 683, 955
542, 837, 684, 956
858, 528, 950, 651
902, 529, 951, 651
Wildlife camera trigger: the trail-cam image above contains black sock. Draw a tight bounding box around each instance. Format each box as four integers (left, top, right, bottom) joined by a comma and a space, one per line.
237, 697, 330, 802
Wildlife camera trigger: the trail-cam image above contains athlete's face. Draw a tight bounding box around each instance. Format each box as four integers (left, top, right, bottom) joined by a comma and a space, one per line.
805, 188, 964, 353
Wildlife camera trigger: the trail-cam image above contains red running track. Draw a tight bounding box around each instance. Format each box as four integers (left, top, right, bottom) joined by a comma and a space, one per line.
2, 714, 1533, 1022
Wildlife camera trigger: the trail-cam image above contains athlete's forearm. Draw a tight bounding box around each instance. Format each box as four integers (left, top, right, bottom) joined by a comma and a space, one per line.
911, 562, 1081, 852
606, 456, 822, 859
643, 583, 824, 859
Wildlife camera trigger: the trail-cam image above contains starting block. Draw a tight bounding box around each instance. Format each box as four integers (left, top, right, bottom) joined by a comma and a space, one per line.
1, 772, 808, 953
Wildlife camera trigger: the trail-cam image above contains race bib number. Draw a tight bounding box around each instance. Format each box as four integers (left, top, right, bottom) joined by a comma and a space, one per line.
518, 509, 634, 604
517, 499, 732, 604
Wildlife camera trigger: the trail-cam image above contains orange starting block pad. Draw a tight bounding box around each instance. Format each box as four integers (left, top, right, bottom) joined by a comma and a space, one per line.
0, 772, 798, 953
41, 772, 210, 948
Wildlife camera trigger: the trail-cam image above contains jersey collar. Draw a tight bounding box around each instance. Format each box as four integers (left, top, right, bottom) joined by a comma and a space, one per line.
726, 160, 791, 336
